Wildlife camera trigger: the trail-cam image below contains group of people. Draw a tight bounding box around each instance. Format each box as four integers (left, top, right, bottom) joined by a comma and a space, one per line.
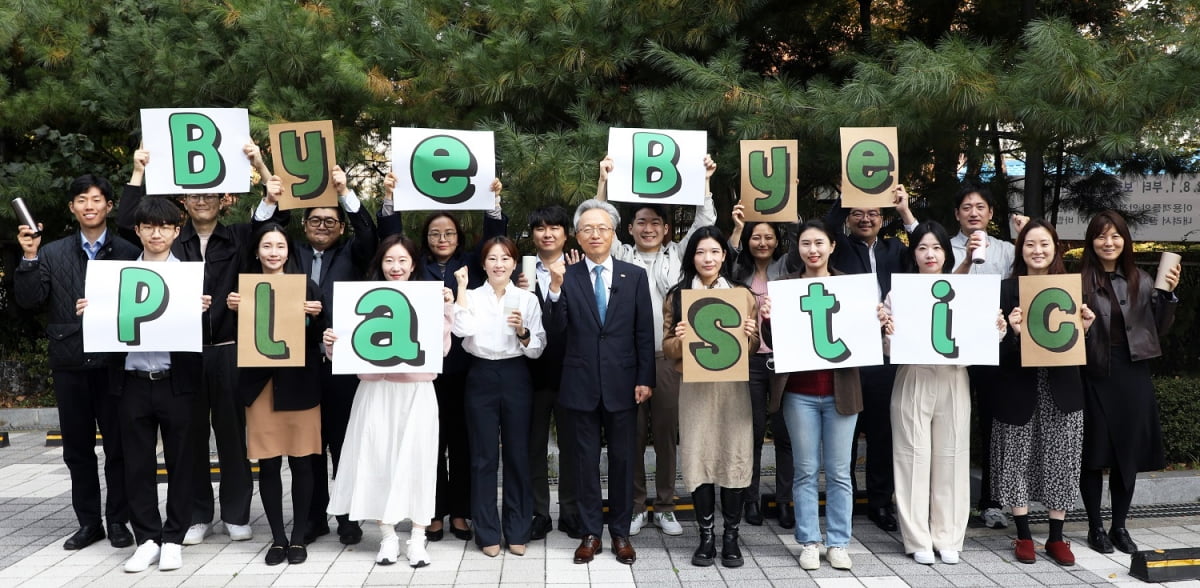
12, 148, 1181, 575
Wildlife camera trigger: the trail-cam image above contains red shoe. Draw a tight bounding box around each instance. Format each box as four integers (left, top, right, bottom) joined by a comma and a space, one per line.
1045, 540, 1075, 566
1013, 539, 1036, 564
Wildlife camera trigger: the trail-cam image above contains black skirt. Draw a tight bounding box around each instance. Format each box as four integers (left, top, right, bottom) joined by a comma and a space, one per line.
1081, 345, 1165, 487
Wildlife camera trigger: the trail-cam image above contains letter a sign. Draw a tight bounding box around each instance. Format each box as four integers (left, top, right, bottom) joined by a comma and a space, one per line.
680, 290, 750, 382
331, 281, 446, 375
82, 260, 204, 352
390, 128, 497, 211
140, 108, 252, 196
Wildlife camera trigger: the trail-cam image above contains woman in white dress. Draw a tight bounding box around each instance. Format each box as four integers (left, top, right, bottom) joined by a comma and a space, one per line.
323, 234, 453, 568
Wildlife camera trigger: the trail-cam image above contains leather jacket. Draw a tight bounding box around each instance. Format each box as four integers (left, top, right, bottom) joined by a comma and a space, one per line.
1082, 267, 1176, 377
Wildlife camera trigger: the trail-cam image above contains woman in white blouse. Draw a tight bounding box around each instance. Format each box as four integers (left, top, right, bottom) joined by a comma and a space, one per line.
451, 236, 546, 557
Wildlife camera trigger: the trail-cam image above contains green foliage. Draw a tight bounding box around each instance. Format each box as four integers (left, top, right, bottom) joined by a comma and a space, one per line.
1155, 375, 1200, 465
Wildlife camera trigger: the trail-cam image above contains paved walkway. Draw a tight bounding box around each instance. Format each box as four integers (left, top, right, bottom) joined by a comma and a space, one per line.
2, 429, 1200, 587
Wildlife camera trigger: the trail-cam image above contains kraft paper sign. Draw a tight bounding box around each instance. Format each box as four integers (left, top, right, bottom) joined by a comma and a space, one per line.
1018, 274, 1087, 367
269, 120, 339, 211
237, 274, 308, 367
767, 274, 884, 372
391, 128, 497, 211
680, 289, 751, 383
840, 127, 898, 209
82, 260, 204, 352
331, 281, 446, 375
605, 128, 708, 206
140, 108, 252, 196
888, 274, 1001, 366
739, 140, 798, 222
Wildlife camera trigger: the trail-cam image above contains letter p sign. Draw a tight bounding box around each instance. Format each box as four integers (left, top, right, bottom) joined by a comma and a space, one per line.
117, 267, 169, 346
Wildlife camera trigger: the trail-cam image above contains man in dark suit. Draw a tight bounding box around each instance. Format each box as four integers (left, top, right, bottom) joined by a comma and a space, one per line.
824, 184, 915, 532
293, 165, 378, 545
546, 199, 655, 565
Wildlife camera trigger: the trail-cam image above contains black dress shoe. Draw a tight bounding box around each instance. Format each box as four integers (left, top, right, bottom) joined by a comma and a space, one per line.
303, 522, 330, 545
530, 513, 553, 541
107, 522, 134, 548
449, 519, 473, 541
1088, 527, 1114, 554
559, 516, 584, 539
425, 526, 444, 541
1109, 527, 1137, 554
867, 506, 899, 532
287, 544, 307, 564
743, 502, 764, 526
337, 518, 362, 545
63, 524, 105, 550
778, 502, 796, 529
265, 543, 287, 566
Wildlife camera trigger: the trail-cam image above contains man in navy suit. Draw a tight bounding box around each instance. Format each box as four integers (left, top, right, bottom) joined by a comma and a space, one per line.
546, 199, 655, 565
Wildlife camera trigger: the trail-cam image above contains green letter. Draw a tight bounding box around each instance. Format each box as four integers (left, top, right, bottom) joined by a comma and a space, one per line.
1027, 287, 1079, 352
278, 129, 330, 200
631, 132, 681, 198
253, 282, 290, 359
686, 298, 742, 372
410, 135, 478, 204
800, 282, 851, 362
117, 267, 169, 346
929, 279, 959, 358
749, 146, 791, 215
168, 112, 225, 189
350, 288, 425, 367
845, 139, 894, 194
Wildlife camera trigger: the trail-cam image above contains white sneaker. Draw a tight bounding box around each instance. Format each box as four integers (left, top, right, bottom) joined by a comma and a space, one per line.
654, 511, 683, 536
158, 543, 182, 571
826, 546, 853, 570
124, 540, 160, 573
182, 523, 210, 545
629, 512, 647, 536
913, 550, 935, 565
982, 507, 1009, 529
939, 549, 960, 564
799, 543, 820, 570
376, 535, 400, 565
407, 537, 431, 568
225, 523, 253, 541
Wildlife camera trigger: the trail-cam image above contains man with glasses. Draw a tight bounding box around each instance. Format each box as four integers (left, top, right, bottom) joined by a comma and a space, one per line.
594, 154, 717, 537
118, 143, 284, 546
823, 186, 917, 533
295, 165, 378, 545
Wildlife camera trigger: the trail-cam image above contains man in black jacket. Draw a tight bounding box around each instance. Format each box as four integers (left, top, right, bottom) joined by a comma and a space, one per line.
15, 174, 140, 550
824, 184, 916, 533
117, 144, 283, 546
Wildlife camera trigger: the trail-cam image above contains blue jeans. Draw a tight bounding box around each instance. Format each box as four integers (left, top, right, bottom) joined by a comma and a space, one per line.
782, 392, 858, 548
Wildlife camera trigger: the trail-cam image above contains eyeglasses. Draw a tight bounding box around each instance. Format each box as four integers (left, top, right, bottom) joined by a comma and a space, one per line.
427, 231, 458, 241
136, 224, 176, 235
305, 217, 341, 229
849, 211, 881, 220
578, 225, 613, 237
185, 194, 221, 203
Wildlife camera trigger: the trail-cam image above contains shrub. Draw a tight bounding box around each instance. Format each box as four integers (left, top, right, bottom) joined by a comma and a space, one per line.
1155, 375, 1200, 466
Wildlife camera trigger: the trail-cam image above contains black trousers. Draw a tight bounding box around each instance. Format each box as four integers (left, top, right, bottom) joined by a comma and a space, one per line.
120, 375, 195, 545
852, 363, 896, 510
972, 376, 1001, 511
571, 404, 637, 538
529, 383, 579, 522
465, 358, 533, 547
187, 344, 252, 526
310, 361, 358, 528
433, 370, 472, 521
53, 368, 128, 527
747, 353, 793, 505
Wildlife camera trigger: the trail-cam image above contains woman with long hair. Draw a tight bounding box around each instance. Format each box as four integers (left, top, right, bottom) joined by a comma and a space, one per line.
1078, 211, 1179, 554
663, 226, 760, 568
322, 234, 453, 567
994, 219, 1095, 566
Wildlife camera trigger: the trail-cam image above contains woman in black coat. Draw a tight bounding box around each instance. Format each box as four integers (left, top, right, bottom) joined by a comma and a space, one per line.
1078, 211, 1180, 555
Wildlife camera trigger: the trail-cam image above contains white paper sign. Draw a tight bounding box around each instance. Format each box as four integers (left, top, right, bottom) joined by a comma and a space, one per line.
83, 260, 204, 352
605, 128, 708, 205
888, 274, 1001, 366
331, 281, 446, 375
140, 108, 252, 196
390, 128, 497, 211
767, 274, 883, 372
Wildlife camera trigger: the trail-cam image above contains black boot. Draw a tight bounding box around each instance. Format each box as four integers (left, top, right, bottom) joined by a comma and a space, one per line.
778, 501, 796, 529
720, 487, 744, 568
691, 485, 716, 567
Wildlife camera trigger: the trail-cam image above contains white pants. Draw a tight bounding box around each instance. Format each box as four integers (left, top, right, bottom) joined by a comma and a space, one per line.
890, 364, 971, 554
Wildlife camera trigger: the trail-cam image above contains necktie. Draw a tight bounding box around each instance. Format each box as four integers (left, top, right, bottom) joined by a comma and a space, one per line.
593, 265, 607, 325
312, 250, 324, 283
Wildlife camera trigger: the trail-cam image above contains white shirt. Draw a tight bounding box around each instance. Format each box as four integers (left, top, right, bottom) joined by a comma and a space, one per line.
124, 252, 179, 372
535, 254, 563, 296
951, 231, 1015, 278
452, 282, 546, 360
